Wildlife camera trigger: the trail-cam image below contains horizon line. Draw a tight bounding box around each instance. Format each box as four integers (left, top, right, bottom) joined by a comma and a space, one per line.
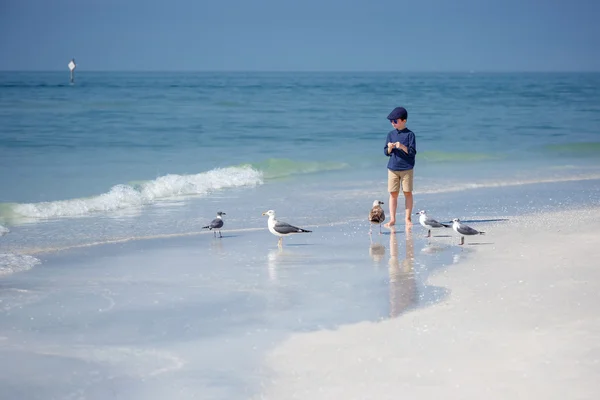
1, 69, 600, 74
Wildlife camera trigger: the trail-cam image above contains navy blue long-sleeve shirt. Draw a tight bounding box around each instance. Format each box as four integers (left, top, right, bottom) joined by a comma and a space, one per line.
384, 128, 417, 171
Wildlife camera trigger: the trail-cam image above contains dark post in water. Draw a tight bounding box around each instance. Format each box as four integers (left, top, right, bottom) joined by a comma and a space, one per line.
68, 58, 76, 83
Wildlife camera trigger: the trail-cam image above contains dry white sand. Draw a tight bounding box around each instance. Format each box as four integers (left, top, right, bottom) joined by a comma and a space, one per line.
256, 207, 600, 400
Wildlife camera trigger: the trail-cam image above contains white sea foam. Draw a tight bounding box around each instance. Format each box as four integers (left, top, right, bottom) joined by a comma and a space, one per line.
415, 173, 600, 195
0, 253, 41, 277
12, 166, 263, 219
0, 225, 9, 236
313, 173, 600, 202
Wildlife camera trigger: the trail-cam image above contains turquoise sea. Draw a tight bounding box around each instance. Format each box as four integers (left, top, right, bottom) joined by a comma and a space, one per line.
1, 72, 600, 398
1, 72, 599, 258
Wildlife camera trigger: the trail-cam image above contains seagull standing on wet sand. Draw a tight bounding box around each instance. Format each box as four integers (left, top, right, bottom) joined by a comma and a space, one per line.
369, 200, 386, 234
416, 210, 450, 238
262, 210, 312, 247
202, 211, 226, 238
452, 218, 485, 245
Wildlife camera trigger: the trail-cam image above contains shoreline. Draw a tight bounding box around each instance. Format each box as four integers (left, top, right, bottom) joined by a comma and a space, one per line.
1, 203, 599, 399
1, 176, 598, 261
0, 217, 460, 399
255, 206, 600, 399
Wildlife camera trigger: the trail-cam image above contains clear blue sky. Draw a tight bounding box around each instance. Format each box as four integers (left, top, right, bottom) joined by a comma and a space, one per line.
1, 0, 599, 71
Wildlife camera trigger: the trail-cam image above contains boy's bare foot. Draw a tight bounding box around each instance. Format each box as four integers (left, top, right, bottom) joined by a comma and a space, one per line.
384, 221, 396, 228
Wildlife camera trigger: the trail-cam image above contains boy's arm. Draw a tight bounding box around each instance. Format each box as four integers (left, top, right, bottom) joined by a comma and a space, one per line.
406, 132, 417, 156
384, 133, 393, 156
396, 132, 417, 155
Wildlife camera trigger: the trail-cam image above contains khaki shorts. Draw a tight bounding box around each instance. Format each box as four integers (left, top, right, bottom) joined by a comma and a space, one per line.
388, 169, 414, 193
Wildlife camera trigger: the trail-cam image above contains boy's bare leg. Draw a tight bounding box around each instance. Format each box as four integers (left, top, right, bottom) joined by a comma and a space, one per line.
385, 191, 399, 227
404, 191, 413, 226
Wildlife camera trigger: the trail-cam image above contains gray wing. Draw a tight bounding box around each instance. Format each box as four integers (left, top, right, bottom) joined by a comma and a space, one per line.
456, 224, 481, 235
424, 217, 449, 228
209, 218, 224, 229
274, 221, 306, 234
369, 207, 385, 224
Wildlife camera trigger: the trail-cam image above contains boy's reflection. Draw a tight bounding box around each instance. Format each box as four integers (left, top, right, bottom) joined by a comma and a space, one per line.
388, 228, 417, 318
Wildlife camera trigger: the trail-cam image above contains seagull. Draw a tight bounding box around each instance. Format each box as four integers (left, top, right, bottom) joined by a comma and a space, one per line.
416, 210, 450, 237
202, 211, 226, 238
452, 218, 485, 245
368, 200, 386, 234
0, 225, 9, 236
262, 209, 311, 247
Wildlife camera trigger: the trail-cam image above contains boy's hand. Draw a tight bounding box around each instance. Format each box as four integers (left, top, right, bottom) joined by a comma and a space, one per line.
395, 142, 408, 152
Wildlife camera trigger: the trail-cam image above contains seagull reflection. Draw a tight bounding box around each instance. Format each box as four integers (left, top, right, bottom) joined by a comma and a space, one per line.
420, 242, 447, 255
266, 247, 311, 283
369, 235, 386, 266
388, 227, 418, 318
267, 248, 283, 282
453, 253, 462, 264
208, 240, 229, 259
209, 237, 224, 256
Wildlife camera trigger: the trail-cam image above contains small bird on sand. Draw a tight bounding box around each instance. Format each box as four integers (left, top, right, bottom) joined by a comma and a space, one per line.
203, 211, 226, 238
416, 210, 450, 237
452, 218, 485, 245
368, 200, 386, 234
262, 209, 311, 247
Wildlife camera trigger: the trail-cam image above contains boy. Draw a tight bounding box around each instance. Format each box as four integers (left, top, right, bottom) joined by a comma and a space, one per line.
383, 106, 417, 227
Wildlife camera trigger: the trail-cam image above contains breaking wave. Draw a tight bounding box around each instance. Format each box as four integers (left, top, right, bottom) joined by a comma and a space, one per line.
6, 166, 263, 219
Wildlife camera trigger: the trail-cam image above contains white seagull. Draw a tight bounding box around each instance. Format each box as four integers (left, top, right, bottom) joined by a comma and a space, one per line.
452, 218, 485, 245
416, 210, 450, 237
262, 209, 311, 247
0, 225, 9, 236
368, 200, 386, 234
202, 211, 226, 238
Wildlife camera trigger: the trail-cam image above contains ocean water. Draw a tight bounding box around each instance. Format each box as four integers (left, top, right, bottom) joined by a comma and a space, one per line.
1, 72, 599, 257
1, 72, 600, 398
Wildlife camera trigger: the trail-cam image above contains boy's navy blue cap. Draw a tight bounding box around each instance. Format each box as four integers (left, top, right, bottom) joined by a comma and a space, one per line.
387, 107, 408, 120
